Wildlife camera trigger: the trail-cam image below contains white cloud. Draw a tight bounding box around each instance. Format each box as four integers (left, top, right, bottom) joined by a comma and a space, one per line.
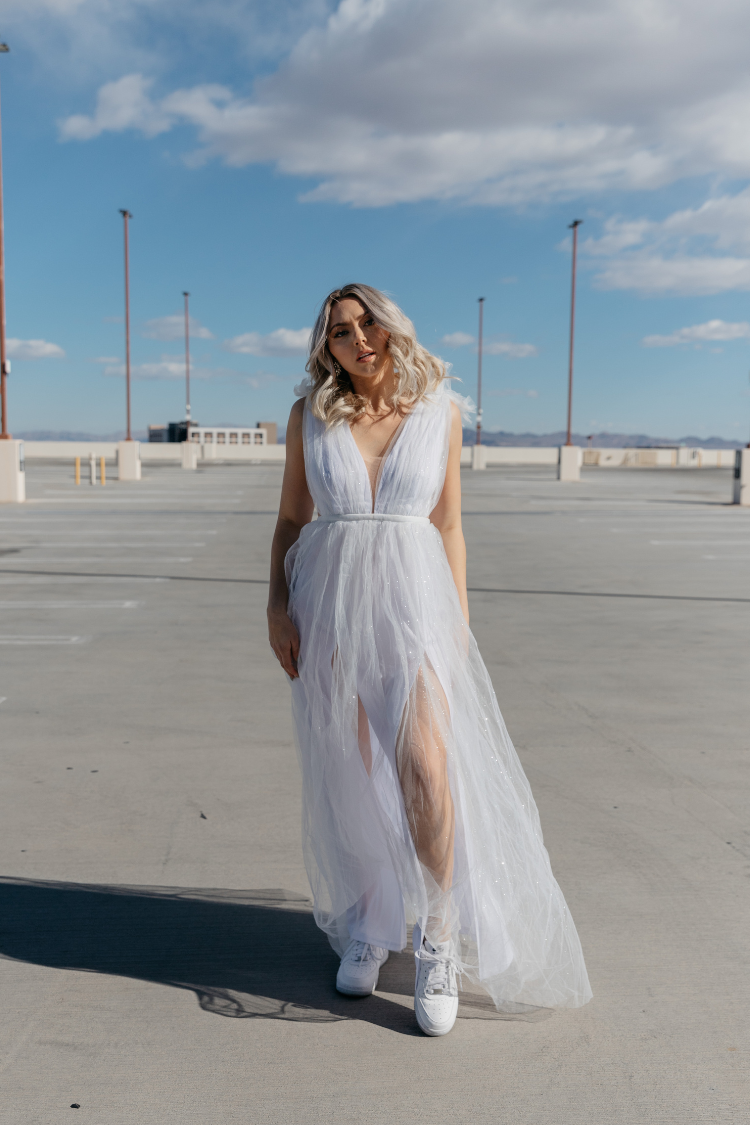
582, 187, 750, 294
439, 332, 536, 357
60, 74, 173, 141
484, 341, 538, 358
488, 388, 539, 398
142, 314, 214, 341
101, 354, 253, 380
593, 254, 750, 295
102, 355, 227, 380
55, 0, 750, 207
7, 338, 65, 360
223, 327, 311, 356
440, 332, 475, 347
643, 320, 750, 347
103, 358, 185, 380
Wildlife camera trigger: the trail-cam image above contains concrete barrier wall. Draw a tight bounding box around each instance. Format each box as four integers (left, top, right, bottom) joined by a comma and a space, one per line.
24, 440, 738, 468
582, 447, 736, 468
24, 441, 119, 459
23, 441, 286, 463
459, 447, 559, 466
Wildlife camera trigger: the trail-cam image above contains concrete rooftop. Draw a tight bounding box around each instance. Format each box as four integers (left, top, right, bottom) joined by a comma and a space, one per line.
0, 462, 748, 1123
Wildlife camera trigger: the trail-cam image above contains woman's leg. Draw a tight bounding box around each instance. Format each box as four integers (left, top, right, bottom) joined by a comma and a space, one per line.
396, 663, 455, 936
358, 694, 373, 776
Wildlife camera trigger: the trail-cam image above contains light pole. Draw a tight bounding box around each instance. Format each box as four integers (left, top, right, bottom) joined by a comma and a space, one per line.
566, 220, 583, 446
119, 209, 133, 441
0, 42, 11, 440
183, 290, 191, 436
476, 297, 485, 446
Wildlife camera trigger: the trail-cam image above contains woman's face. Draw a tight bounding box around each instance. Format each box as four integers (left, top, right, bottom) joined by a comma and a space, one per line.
327, 298, 391, 380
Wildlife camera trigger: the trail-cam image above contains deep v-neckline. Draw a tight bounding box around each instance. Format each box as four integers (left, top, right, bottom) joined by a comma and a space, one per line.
346, 407, 414, 511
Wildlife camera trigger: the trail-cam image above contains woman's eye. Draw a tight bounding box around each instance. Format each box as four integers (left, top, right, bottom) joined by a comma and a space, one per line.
333, 330, 347, 338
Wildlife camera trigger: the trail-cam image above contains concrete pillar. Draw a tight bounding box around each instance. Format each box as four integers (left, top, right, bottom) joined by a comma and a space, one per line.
181, 441, 198, 470
117, 440, 142, 481
558, 445, 581, 482
471, 444, 486, 470
88, 452, 96, 485
733, 448, 750, 506
0, 439, 26, 503
202, 442, 216, 460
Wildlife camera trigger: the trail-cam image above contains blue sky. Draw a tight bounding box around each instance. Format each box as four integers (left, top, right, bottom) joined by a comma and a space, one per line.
3, 0, 750, 440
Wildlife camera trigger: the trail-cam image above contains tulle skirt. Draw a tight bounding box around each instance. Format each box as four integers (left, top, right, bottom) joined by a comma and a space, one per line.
285, 514, 591, 1011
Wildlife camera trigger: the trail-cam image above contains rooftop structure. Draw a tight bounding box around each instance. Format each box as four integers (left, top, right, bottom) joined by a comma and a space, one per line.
1, 461, 747, 1122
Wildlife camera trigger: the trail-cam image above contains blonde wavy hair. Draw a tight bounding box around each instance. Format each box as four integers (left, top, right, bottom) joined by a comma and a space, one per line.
304, 283, 448, 427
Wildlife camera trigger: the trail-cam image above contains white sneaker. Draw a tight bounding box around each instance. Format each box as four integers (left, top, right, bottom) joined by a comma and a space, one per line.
336, 940, 389, 996
414, 938, 459, 1036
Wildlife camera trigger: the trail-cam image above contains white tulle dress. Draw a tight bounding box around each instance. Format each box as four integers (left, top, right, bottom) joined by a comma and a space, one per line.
285, 384, 592, 1011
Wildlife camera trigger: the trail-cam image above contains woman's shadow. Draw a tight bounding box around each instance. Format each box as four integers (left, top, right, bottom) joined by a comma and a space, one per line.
0, 878, 549, 1033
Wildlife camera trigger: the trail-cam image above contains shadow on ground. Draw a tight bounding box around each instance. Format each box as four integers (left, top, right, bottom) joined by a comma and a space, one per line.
0, 879, 550, 1033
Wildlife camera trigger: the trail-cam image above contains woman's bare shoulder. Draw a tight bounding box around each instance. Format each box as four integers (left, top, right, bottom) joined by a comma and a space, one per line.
287, 397, 306, 437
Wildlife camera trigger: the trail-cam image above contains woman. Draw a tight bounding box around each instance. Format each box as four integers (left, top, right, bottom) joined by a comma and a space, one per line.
268, 284, 591, 1036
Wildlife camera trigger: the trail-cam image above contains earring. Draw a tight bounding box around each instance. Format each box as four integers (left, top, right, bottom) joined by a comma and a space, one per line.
332, 359, 342, 379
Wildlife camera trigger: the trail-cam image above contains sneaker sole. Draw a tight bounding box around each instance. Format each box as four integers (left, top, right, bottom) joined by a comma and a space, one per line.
416, 1019, 456, 1036
415, 1001, 458, 1036
336, 982, 377, 997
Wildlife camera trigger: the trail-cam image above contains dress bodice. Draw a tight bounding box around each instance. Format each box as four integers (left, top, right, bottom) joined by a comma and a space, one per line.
302, 389, 453, 518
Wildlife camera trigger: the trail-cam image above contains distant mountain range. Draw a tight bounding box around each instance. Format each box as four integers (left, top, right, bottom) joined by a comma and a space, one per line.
14, 427, 744, 450
462, 429, 743, 450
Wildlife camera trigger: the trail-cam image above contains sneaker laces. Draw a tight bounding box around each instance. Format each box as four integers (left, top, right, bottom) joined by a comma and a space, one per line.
415, 941, 459, 996
346, 940, 378, 964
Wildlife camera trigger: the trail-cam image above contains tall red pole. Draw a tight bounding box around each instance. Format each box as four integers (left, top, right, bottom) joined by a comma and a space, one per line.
0, 44, 11, 440
183, 291, 191, 433
476, 297, 484, 446
120, 209, 133, 441
566, 219, 582, 447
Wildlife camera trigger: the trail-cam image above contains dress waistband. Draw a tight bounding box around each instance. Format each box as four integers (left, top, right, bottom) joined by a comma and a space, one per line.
317, 513, 430, 525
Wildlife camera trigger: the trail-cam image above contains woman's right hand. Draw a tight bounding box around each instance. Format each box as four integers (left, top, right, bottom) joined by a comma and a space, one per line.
268, 608, 301, 679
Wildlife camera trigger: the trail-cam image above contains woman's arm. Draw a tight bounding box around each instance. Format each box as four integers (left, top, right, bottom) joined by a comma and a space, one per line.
267, 399, 314, 678
430, 401, 469, 624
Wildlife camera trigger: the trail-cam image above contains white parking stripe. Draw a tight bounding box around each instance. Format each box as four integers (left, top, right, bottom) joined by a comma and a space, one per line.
0, 635, 91, 644
0, 577, 167, 584
0, 557, 194, 563
650, 539, 750, 545
0, 601, 139, 608
0, 542, 207, 547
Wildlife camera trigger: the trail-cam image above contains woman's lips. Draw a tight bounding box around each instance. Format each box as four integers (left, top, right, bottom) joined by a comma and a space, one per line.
357, 351, 376, 361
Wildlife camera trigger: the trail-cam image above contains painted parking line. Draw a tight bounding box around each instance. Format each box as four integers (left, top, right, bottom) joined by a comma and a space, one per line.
0, 560, 196, 567
0, 542, 208, 548
0, 601, 139, 609
0, 521, 219, 530
0, 576, 167, 584
0, 635, 91, 645
650, 539, 750, 545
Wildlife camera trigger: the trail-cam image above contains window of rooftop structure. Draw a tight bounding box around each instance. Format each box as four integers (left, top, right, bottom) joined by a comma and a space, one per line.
230, 433, 238, 444
242, 433, 250, 444
204, 432, 213, 443
254, 433, 263, 444
217, 433, 225, 444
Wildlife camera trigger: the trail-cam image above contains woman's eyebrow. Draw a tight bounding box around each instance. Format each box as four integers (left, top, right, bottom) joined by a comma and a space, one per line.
329, 313, 371, 331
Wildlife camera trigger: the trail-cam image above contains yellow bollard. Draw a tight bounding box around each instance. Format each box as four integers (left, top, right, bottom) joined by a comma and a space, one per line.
100, 456, 106, 486
75, 456, 80, 485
